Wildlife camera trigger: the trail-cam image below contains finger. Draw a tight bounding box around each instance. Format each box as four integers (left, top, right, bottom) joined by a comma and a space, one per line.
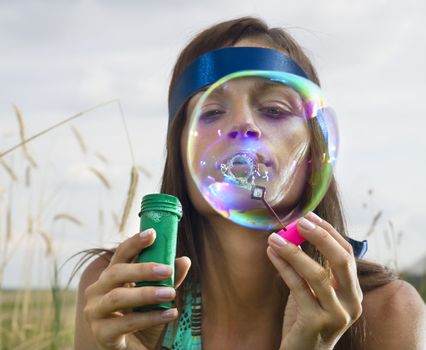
268, 233, 342, 313
306, 214, 363, 299
305, 212, 353, 254
94, 286, 176, 318
95, 308, 178, 344
109, 229, 156, 266
266, 246, 318, 311
174, 256, 191, 288
296, 217, 362, 302
94, 262, 173, 293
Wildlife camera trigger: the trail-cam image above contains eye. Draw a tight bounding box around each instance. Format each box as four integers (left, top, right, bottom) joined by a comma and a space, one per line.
259, 105, 293, 119
199, 109, 225, 123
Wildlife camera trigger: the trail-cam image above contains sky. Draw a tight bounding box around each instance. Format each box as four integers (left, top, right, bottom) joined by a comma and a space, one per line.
0, 0, 425, 288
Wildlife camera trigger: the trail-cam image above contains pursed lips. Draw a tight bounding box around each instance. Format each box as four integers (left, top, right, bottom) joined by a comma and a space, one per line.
217, 151, 274, 170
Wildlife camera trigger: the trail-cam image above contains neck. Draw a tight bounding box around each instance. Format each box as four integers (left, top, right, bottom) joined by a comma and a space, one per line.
200, 215, 288, 333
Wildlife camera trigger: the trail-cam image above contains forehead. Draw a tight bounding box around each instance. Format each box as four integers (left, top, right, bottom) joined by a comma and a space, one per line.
187, 77, 301, 111
208, 78, 298, 97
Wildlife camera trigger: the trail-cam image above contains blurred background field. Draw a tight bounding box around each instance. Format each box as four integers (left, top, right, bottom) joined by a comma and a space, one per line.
1, 277, 424, 350
0, 99, 424, 350
0, 289, 75, 349
0, 102, 149, 349
1, 0, 426, 349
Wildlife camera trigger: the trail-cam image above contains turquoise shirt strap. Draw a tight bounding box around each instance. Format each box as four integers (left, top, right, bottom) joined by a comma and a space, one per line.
161, 287, 202, 349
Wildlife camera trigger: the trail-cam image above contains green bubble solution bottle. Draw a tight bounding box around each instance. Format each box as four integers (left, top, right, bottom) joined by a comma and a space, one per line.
135, 193, 182, 311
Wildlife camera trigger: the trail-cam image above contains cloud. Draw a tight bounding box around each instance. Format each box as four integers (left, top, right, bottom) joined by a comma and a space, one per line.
1, 0, 425, 287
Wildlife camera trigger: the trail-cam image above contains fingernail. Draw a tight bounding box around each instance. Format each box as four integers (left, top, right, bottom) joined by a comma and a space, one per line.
299, 217, 316, 230
269, 232, 288, 247
269, 247, 280, 258
306, 212, 322, 224
156, 287, 175, 300
139, 228, 155, 239
161, 308, 177, 320
153, 264, 173, 276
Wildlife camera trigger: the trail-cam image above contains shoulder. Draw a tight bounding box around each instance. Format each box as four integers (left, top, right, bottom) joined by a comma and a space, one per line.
78, 250, 114, 292
73, 250, 114, 349
362, 279, 426, 349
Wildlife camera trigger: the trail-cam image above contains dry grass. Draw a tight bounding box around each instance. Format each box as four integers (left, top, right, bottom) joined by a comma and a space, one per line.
69, 125, 88, 154
365, 210, 383, 237
0, 159, 18, 182
119, 165, 139, 233
38, 230, 54, 257
0, 102, 424, 350
0, 289, 76, 350
95, 152, 108, 164
0, 101, 144, 349
13, 105, 37, 168
88, 166, 111, 189
53, 214, 83, 227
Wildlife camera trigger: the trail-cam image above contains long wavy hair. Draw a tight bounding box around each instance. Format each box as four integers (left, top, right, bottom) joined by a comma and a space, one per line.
74, 16, 397, 350
160, 16, 397, 350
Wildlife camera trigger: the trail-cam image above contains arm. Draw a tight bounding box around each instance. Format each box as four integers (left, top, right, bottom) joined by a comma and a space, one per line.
363, 279, 426, 350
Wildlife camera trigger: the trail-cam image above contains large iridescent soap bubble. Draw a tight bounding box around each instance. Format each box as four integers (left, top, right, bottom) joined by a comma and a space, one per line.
186, 70, 338, 230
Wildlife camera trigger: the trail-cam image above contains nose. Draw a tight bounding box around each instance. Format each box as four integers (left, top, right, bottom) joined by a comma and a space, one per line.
226, 104, 261, 140
227, 125, 261, 139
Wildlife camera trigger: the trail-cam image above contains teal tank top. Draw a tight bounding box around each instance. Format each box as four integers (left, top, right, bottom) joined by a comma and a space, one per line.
161, 288, 202, 349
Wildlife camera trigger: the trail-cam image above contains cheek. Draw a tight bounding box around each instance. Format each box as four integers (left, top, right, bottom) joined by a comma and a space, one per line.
265, 122, 310, 205
273, 120, 310, 168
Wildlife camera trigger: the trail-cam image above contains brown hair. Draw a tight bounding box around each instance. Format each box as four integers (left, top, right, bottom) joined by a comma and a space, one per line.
161, 16, 397, 350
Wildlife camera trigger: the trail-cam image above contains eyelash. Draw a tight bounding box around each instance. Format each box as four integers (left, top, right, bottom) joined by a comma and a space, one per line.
199, 109, 225, 123
199, 105, 295, 123
258, 106, 293, 119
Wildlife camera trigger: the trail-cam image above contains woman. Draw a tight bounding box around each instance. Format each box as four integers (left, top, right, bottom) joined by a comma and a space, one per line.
74, 17, 425, 349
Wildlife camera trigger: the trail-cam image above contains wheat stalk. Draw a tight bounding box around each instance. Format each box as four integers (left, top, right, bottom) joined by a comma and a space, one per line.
6, 207, 12, 242
27, 214, 34, 235
88, 166, 111, 189
388, 220, 399, 272
70, 124, 88, 154
137, 165, 152, 178
112, 210, 120, 228
119, 166, 139, 233
95, 151, 108, 163
0, 159, 18, 181
98, 208, 105, 244
25, 165, 31, 187
13, 105, 37, 168
39, 230, 54, 256
365, 210, 383, 237
116, 101, 135, 165
53, 213, 83, 227
1, 99, 119, 159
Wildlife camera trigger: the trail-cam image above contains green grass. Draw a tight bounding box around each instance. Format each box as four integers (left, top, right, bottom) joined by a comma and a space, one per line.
0, 289, 76, 350
401, 273, 426, 301
0, 274, 424, 349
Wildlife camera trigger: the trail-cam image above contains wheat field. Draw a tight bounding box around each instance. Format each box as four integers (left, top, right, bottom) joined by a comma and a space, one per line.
0, 102, 146, 349
0, 104, 424, 350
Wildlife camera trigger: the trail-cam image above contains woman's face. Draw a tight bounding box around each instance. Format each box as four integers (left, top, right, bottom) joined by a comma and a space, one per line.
180, 41, 310, 220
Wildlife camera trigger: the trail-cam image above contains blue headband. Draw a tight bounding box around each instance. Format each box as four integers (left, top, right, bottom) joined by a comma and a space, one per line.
168, 46, 309, 126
